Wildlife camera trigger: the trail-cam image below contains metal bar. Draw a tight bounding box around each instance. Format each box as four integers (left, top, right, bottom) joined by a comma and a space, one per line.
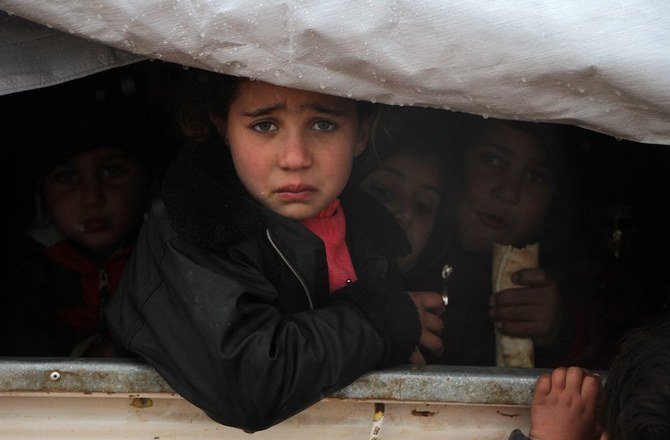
0, 358, 567, 405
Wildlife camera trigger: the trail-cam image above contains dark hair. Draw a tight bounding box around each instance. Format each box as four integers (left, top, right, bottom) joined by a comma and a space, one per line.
602, 314, 670, 440
355, 105, 459, 283
31, 102, 152, 183
177, 71, 245, 140
353, 105, 457, 186
177, 70, 377, 141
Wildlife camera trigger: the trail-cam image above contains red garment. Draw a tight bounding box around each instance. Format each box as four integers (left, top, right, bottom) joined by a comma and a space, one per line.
43, 241, 132, 336
300, 199, 358, 292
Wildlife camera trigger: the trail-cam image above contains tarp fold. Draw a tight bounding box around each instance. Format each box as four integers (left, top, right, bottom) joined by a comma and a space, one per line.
1, 1, 669, 144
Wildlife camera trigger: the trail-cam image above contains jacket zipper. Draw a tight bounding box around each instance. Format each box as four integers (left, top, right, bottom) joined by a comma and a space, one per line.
98, 267, 111, 335
265, 228, 314, 310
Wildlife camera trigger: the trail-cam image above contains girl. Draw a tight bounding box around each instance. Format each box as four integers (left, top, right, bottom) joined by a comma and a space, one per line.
106, 74, 445, 431
357, 106, 455, 292
440, 114, 604, 367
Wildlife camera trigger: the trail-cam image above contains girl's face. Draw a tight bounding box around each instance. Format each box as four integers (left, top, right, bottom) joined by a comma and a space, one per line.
216, 81, 369, 221
361, 152, 442, 271
457, 121, 554, 255
43, 147, 146, 257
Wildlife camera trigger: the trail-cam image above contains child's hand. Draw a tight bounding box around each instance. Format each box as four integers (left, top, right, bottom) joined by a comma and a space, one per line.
408, 291, 445, 363
529, 367, 601, 440
489, 268, 563, 348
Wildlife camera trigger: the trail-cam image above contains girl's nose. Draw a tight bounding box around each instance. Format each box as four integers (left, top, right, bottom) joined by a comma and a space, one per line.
277, 132, 313, 170
392, 202, 413, 230
80, 176, 105, 206
491, 176, 521, 205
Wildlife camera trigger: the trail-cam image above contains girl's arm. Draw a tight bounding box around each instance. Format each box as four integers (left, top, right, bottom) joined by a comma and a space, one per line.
107, 206, 421, 432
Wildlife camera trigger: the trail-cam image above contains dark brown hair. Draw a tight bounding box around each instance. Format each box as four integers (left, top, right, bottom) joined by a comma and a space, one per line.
177, 70, 376, 141
601, 315, 670, 440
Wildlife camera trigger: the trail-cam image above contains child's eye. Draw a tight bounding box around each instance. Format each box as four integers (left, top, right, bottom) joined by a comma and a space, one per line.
525, 168, 552, 186
311, 120, 337, 132
100, 164, 129, 178
367, 183, 394, 202
52, 169, 79, 184
414, 201, 436, 218
479, 153, 504, 168
252, 121, 278, 133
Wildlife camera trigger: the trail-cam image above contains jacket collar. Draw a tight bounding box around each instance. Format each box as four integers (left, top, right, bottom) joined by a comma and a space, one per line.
162, 139, 267, 251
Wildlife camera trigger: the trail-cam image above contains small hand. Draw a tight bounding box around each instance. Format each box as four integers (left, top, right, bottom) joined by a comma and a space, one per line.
489, 268, 564, 348
408, 291, 445, 362
529, 367, 602, 440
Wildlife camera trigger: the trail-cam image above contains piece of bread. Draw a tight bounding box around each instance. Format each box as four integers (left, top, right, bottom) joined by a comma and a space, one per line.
492, 243, 539, 368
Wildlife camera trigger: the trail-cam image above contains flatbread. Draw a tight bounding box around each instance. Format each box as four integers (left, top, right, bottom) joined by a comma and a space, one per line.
492, 243, 539, 368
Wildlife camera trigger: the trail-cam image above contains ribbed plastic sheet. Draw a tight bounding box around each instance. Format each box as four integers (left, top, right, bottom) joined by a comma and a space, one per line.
1, 1, 669, 144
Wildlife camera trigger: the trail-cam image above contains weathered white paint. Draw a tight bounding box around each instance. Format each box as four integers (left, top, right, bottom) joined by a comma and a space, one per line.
0, 361, 544, 439
0, 393, 530, 439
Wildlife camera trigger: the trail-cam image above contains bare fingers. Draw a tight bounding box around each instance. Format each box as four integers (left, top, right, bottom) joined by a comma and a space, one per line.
533, 373, 552, 401
419, 328, 443, 359
408, 348, 426, 365
409, 291, 446, 315
581, 374, 601, 415
551, 367, 568, 391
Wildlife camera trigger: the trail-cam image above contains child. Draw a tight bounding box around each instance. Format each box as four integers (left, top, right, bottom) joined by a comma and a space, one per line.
440, 114, 604, 367
1, 103, 151, 357
357, 106, 454, 291
106, 74, 445, 431
510, 314, 670, 439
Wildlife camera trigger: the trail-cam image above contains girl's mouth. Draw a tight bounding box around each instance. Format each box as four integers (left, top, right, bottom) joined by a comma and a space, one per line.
473, 211, 511, 231
274, 184, 317, 201
82, 217, 109, 233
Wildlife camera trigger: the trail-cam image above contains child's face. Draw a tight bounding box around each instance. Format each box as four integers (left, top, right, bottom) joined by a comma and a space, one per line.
361, 152, 442, 271
457, 121, 554, 255
217, 81, 369, 221
42, 148, 146, 257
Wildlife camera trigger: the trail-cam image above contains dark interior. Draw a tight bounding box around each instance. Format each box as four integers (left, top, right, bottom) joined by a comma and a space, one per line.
2, 60, 668, 366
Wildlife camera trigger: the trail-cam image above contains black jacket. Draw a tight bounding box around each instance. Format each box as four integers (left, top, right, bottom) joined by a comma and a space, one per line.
1, 234, 131, 357
106, 140, 421, 431
1, 236, 80, 356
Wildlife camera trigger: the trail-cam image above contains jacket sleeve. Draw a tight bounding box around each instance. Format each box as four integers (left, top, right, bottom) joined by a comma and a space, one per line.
107, 209, 420, 432
508, 429, 531, 440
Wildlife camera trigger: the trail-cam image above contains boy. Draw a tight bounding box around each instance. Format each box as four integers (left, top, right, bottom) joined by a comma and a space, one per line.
511, 314, 670, 439
1, 102, 152, 357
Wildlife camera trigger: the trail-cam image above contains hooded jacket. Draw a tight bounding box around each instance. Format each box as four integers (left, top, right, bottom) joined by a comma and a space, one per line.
106, 140, 421, 431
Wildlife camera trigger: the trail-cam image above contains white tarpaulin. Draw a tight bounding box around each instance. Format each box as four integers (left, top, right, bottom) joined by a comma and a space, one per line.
1, 1, 669, 144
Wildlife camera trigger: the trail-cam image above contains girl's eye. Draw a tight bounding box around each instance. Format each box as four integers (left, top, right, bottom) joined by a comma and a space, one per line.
367, 183, 394, 202
53, 169, 79, 184
480, 153, 503, 168
414, 200, 437, 218
101, 164, 129, 178
312, 120, 337, 132
252, 121, 278, 133
526, 168, 552, 186
414, 202, 432, 216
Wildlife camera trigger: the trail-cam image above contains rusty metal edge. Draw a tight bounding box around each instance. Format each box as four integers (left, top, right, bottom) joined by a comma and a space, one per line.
0, 358, 601, 405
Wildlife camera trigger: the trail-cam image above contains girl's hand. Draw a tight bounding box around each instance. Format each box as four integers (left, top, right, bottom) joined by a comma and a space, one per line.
408, 291, 445, 363
408, 348, 427, 364
489, 268, 564, 348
